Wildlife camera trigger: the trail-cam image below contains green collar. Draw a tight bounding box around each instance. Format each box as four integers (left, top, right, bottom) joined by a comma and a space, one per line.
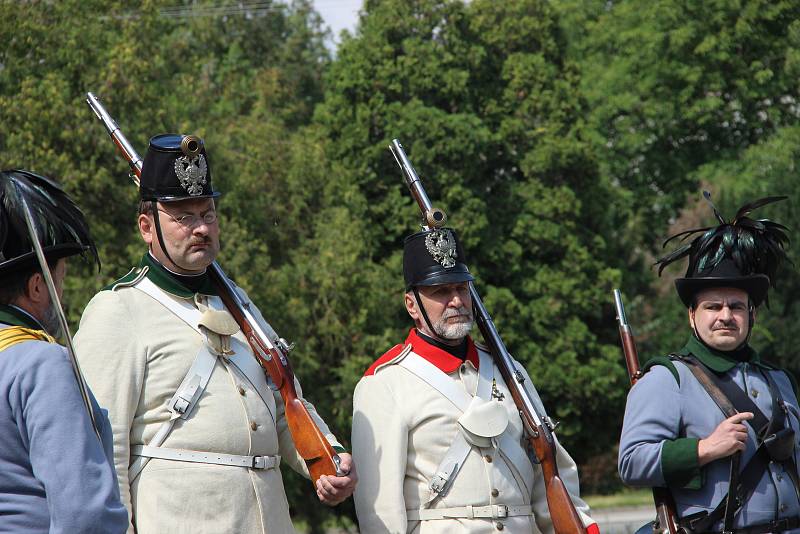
0, 304, 45, 329
140, 254, 218, 298
678, 335, 765, 373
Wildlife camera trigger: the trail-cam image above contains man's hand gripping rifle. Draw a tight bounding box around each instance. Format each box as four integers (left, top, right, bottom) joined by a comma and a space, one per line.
613, 289, 681, 534
390, 139, 587, 534
86, 92, 343, 484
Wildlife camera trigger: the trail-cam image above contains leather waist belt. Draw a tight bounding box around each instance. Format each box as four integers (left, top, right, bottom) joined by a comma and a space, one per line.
407, 504, 533, 520
131, 445, 280, 470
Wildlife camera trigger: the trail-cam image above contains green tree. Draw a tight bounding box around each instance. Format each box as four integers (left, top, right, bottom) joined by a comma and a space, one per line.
0, 0, 352, 528
313, 0, 628, 491
570, 0, 800, 239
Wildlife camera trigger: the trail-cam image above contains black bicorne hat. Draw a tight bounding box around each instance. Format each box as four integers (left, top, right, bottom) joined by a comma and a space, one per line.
139, 134, 221, 202
655, 192, 790, 308
403, 228, 474, 289
0, 169, 99, 277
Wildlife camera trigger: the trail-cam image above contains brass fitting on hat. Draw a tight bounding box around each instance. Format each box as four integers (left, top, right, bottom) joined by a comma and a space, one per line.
180, 135, 203, 157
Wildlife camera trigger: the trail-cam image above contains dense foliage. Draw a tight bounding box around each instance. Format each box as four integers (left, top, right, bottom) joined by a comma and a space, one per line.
2, 0, 798, 526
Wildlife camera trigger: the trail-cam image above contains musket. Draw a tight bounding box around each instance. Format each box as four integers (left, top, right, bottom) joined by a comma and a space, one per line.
391, 139, 587, 534
613, 289, 681, 534
16, 191, 101, 441
86, 92, 342, 482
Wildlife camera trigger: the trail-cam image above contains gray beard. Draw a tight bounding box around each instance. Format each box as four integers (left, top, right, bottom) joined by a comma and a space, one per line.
40, 303, 64, 339
433, 307, 474, 340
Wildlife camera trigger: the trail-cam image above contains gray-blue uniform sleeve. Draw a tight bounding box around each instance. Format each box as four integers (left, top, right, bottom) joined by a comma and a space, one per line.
618, 364, 702, 489
10, 342, 128, 533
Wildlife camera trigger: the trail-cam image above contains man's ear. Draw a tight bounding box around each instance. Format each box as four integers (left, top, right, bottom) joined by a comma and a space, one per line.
405, 291, 418, 320
138, 212, 155, 245
25, 271, 47, 305
687, 307, 695, 330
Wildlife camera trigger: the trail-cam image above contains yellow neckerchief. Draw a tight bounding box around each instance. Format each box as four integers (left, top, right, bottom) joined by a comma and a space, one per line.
0, 326, 56, 351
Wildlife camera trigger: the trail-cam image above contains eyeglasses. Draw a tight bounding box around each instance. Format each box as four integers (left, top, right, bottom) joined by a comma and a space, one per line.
157, 209, 218, 228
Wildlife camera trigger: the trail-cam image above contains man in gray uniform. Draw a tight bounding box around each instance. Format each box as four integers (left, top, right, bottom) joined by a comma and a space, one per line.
0, 169, 128, 533
619, 194, 800, 533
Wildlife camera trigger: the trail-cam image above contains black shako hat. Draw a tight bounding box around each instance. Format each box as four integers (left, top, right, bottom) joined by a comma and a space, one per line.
0, 169, 99, 277
139, 134, 221, 202
655, 192, 790, 308
403, 228, 474, 289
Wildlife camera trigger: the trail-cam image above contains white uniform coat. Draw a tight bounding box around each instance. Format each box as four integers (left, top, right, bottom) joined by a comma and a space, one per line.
74, 258, 342, 534
352, 328, 595, 534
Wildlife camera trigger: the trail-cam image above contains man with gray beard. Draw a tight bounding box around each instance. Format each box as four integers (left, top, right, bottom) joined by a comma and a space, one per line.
351, 228, 596, 534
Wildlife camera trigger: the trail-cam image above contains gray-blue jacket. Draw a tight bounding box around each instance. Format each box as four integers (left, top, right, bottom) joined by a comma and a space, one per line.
619, 335, 800, 531
0, 306, 128, 533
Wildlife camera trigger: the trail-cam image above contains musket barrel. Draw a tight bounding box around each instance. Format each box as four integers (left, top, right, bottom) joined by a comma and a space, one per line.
613, 289, 627, 325
86, 92, 143, 182
390, 139, 447, 228
612, 289, 642, 385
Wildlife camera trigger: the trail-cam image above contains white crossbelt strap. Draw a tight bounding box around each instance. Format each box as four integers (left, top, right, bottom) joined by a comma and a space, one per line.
131, 445, 280, 470
398, 350, 494, 504
135, 277, 277, 409
135, 277, 205, 334
128, 343, 218, 482
130, 277, 278, 479
398, 349, 493, 411
406, 504, 533, 521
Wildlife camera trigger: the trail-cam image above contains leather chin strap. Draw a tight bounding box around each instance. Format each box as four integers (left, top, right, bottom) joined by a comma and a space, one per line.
150, 202, 190, 273
412, 286, 437, 336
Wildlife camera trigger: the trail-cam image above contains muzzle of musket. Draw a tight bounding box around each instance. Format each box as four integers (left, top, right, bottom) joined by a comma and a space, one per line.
425, 207, 447, 228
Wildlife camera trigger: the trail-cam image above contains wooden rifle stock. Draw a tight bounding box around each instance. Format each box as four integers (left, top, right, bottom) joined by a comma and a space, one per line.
213, 272, 341, 481
391, 139, 586, 534
613, 289, 681, 534
86, 92, 341, 483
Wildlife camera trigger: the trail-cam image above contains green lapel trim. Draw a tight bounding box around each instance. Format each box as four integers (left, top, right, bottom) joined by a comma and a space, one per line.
678, 335, 765, 373
0, 304, 44, 329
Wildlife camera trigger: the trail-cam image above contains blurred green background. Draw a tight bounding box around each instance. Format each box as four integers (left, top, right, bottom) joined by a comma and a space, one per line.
2, 0, 799, 530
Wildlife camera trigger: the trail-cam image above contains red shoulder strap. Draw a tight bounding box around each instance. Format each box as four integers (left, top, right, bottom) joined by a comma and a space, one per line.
364, 344, 405, 376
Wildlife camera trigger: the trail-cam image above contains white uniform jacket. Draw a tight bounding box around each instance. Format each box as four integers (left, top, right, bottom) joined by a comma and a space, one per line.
73, 256, 342, 534
352, 328, 596, 534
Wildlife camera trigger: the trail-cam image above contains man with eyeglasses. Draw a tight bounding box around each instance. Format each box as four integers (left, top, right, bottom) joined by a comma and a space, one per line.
73, 134, 356, 533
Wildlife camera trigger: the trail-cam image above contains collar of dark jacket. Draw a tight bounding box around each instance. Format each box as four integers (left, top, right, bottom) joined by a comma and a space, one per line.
141, 253, 218, 298
0, 304, 44, 330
